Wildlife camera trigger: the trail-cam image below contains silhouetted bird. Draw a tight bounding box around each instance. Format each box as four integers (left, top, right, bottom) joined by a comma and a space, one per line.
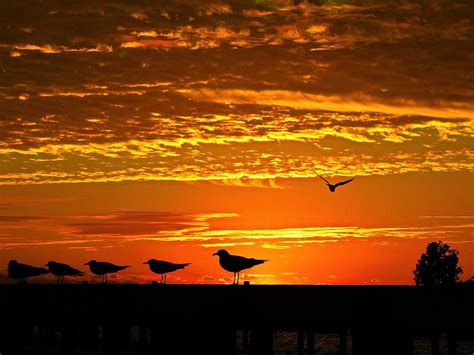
7, 260, 49, 284
143, 259, 190, 284
84, 260, 129, 283
213, 249, 266, 285
45, 261, 85, 284
315, 172, 355, 192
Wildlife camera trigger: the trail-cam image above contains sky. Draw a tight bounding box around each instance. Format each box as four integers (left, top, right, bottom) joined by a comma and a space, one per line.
0, 0, 473, 284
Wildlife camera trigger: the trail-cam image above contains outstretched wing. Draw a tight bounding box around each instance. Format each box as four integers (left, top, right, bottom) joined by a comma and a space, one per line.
334, 178, 355, 188
313, 171, 330, 185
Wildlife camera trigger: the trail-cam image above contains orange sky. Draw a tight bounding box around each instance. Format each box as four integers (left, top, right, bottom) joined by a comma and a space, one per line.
0, 0, 473, 284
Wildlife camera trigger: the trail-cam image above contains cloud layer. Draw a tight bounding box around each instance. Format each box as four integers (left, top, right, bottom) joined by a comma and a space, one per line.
0, 0, 473, 184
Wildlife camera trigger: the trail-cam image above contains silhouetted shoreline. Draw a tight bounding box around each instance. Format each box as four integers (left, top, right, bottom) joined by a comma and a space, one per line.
1, 284, 472, 354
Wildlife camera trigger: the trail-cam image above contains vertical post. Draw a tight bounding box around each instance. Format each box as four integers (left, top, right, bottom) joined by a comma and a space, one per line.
242, 329, 249, 347
431, 332, 440, 355
447, 332, 457, 355
297, 331, 304, 355
103, 322, 130, 355
307, 331, 315, 355
339, 329, 347, 355
250, 328, 273, 355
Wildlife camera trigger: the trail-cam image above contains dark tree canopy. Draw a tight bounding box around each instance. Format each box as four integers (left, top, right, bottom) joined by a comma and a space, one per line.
414, 241, 463, 286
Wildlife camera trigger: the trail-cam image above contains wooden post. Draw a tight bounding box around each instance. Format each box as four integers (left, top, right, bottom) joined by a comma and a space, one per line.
297, 331, 304, 355
339, 329, 347, 355
431, 332, 440, 355
307, 331, 315, 355
250, 328, 273, 355
447, 332, 457, 355
242, 329, 249, 347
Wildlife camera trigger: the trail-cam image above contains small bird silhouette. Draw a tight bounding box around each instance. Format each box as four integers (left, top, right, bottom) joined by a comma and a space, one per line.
315, 172, 355, 192
7, 260, 49, 284
84, 260, 129, 283
143, 259, 190, 284
213, 249, 266, 285
45, 261, 85, 284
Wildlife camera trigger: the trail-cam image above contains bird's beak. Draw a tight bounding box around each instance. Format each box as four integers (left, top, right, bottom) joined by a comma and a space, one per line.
212, 252, 217, 256
143, 261, 148, 264
84, 262, 89, 265
44, 263, 48, 267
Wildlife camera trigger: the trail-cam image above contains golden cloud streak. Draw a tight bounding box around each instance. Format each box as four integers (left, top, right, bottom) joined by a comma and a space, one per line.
183, 88, 474, 119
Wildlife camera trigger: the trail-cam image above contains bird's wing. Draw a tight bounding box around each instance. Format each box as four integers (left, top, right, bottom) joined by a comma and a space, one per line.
65, 264, 85, 275
313, 171, 330, 185
249, 258, 267, 266
99, 261, 126, 272
230, 255, 266, 269
18, 263, 47, 275
334, 177, 355, 188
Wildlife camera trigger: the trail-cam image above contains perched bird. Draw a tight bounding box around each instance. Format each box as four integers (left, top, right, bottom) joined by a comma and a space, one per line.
315, 172, 355, 192
143, 259, 190, 284
45, 261, 85, 284
7, 260, 49, 284
84, 260, 129, 283
213, 249, 266, 285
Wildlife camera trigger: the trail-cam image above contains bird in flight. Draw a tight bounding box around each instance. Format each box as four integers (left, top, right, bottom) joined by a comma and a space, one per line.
143, 259, 190, 284
84, 260, 129, 283
314, 171, 355, 192
45, 261, 85, 284
213, 249, 267, 285
7, 260, 49, 284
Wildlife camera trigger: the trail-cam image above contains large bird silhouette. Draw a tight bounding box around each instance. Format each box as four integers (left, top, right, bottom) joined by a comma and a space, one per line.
46, 261, 85, 284
7, 260, 49, 284
84, 260, 129, 283
315, 172, 355, 192
213, 249, 266, 285
144, 259, 190, 284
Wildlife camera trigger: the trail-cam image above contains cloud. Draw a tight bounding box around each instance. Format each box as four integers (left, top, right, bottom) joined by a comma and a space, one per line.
0, 0, 473, 185
182, 88, 474, 119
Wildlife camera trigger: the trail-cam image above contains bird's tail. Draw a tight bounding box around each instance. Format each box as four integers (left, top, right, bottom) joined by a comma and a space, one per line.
118, 265, 130, 271
178, 263, 191, 269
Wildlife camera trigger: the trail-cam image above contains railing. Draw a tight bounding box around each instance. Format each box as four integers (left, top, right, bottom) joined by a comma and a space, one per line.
0, 284, 472, 354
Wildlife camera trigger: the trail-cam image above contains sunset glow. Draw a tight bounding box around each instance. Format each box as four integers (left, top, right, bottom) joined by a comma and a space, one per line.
1, 0, 473, 285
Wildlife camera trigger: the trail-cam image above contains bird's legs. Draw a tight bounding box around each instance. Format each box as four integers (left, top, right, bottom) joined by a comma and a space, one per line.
160, 274, 164, 284
236, 272, 240, 285
105, 274, 108, 284
232, 272, 236, 285
164, 274, 167, 284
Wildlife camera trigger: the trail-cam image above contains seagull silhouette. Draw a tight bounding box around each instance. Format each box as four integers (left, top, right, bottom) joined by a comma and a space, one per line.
45, 261, 85, 284
84, 260, 129, 283
315, 171, 355, 192
213, 249, 267, 285
143, 259, 190, 284
7, 260, 49, 284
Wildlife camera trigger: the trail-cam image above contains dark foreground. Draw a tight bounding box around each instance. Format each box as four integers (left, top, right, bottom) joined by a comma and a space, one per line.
0, 284, 473, 355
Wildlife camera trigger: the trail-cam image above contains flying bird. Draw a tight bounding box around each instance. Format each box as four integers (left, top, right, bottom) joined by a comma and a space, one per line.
143, 259, 190, 284
213, 249, 267, 285
7, 260, 49, 284
84, 260, 129, 283
45, 261, 85, 284
314, 172, 355, 192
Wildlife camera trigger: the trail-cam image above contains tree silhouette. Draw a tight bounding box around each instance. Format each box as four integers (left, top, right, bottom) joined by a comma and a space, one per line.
414, 241, 463, 286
